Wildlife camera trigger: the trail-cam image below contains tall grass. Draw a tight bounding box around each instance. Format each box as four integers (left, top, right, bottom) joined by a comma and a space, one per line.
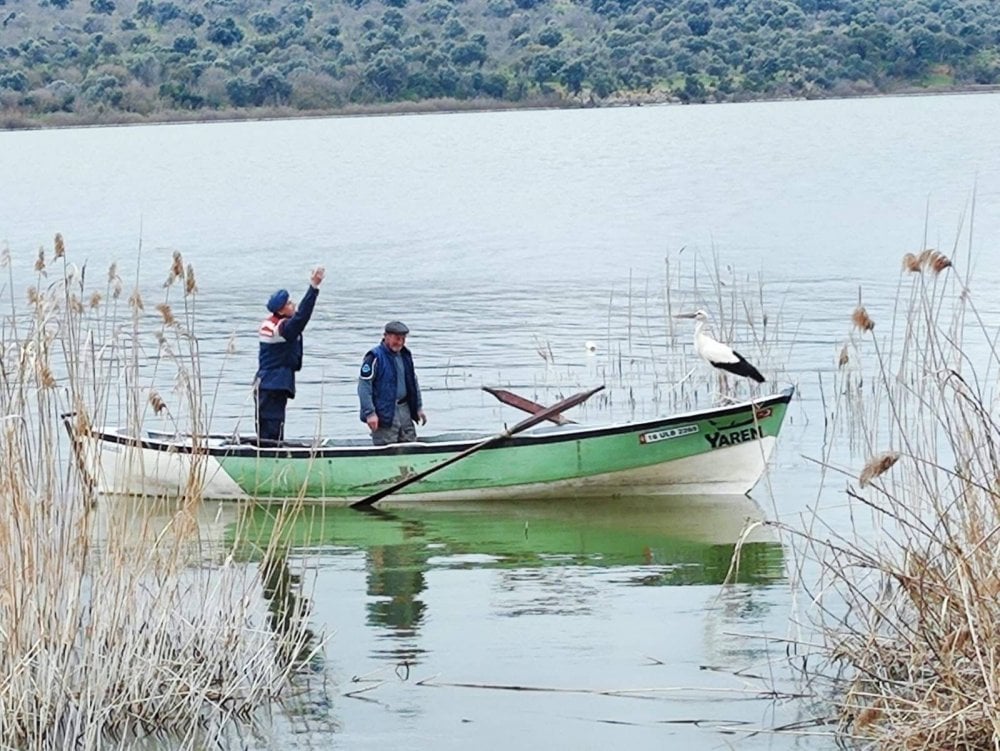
555, 248, 789, 422
785, 244, 1000, 747
0, 236, 322, 748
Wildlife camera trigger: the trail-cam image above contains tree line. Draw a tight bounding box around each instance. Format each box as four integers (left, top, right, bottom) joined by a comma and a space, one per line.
1, 0, 998, 126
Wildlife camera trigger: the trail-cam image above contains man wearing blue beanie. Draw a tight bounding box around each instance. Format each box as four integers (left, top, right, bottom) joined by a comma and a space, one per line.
255, 266, 325, 443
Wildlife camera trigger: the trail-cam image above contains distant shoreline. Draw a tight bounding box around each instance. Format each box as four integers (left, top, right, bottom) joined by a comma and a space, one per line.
4, 83, 1000, 132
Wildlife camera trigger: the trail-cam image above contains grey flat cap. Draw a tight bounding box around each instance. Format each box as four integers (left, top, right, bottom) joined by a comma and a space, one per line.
384, 320, 410, 335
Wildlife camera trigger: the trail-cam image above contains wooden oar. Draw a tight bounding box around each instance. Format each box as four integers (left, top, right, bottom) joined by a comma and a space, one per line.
349, 385, 605, 510
481, 386, 575, 425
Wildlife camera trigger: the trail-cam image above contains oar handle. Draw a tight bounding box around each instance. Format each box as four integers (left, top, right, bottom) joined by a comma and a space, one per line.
350, 432, 502, 508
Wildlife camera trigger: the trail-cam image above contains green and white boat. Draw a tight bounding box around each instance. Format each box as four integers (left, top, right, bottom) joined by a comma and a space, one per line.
78, 387, 794, 504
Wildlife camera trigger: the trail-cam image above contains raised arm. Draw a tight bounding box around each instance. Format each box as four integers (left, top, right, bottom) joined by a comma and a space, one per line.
279, 267, 325, 340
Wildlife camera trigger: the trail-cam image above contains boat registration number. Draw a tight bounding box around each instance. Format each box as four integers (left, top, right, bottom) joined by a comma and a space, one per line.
639, 425, 698, 444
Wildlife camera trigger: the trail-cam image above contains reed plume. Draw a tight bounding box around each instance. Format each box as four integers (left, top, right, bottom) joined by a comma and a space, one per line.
156, 302, 176, 326
184, 263, 198, 296
903, 249, 953, 274
837, 344, 849, 368
787, 246, 1000, 748
37, 362, 57, 389
931, 253, 952, 273
0, 242, 324, 749
851, 306, 875, 332
128, 288, 144, 311
108, 262, 123, 299
54, 233, 65, 259
164, 250, 184, 287
858, 450, 899, 487
148, 389, 167, 415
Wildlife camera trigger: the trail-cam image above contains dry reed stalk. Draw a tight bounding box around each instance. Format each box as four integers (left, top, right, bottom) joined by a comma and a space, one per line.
0, 239, 324, 749
579, 247, 783, 422
784, 239, 1000, 748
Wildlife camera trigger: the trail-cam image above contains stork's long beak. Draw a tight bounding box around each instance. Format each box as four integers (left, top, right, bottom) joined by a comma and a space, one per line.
673, 312, 698, 319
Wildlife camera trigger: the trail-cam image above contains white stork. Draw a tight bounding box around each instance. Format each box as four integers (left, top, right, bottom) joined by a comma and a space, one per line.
675, 310, 765, 383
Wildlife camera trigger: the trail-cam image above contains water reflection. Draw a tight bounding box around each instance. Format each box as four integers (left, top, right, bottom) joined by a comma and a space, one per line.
260, 553, 322, 669
363, 515, 430, 662
234, 494, 784, 655
96, 488, 788, 743
87, 497, 333, 745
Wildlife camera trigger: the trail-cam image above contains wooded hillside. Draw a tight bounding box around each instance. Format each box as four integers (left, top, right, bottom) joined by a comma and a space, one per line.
1, 0, 998, 126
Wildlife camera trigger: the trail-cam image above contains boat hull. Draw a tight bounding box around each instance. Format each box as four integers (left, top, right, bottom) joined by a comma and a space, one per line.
81, 389, 793, 504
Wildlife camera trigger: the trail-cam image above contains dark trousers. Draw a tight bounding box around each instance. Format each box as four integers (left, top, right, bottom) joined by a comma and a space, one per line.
256, 389, 288, 442
370, 401, 418, 445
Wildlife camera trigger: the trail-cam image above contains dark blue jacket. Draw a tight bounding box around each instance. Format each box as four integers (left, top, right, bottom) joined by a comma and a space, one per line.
358, 342, 420, 425
256, 285, 319, 397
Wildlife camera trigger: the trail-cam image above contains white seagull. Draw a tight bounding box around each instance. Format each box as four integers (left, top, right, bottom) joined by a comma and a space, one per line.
674, 310, 765, 383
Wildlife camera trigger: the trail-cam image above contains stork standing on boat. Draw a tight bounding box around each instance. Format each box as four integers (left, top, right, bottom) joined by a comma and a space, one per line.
675, 310, 765, 383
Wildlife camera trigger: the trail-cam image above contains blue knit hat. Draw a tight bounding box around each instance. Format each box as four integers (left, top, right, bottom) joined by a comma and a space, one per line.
267, 289, 290, 314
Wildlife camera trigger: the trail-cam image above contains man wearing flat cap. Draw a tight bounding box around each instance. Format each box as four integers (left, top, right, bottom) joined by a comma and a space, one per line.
255, 267, 325, 442
358, 320, 427, 445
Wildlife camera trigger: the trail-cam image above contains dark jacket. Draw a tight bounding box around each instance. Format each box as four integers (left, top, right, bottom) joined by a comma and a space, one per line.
256, 285, 319, 397
358, 342, 420, 424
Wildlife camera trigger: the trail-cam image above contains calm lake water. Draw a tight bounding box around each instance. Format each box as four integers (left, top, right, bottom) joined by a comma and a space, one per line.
3, 92, 1000, 749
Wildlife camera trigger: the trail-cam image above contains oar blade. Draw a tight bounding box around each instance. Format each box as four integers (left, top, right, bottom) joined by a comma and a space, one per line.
507, 385, 604, 433
481, 386, 575, 424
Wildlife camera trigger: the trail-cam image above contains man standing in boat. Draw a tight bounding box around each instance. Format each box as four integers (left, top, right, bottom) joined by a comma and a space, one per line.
255, 267, 325, 443
358, 320, 427, 445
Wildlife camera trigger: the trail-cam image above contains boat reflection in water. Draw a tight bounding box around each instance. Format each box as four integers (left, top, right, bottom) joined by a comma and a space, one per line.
232, 493, 785, 658
97, 493, 783, 650
236, 493, 781, 574
93, 493, 787, 742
